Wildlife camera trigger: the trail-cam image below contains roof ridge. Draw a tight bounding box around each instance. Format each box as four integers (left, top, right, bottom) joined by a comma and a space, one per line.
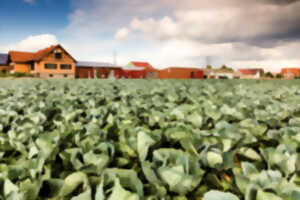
9, 44, 58, 54
9, 50, 35, 54
132, 61, 149, 63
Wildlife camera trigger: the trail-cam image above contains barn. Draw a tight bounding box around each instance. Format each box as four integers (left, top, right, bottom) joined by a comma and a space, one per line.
121, 66, 147, 79
158, 67, 204, 79
127, 61, 158, 79
76, 61, 123, 79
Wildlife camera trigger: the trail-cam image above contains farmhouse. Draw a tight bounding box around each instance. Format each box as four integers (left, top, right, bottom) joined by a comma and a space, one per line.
0, 53, 9, 75
76, 61, 122, 79
9, 44, 76, 78
236, 68, 263, 79
281, 68, 299, 79
159, 67, 204, 79
127, 61, 158, 79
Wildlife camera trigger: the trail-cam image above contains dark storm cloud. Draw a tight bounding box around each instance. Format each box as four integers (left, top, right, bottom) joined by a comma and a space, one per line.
160, 0, 300, 48
65, 0, 300, 70
70, 0, 300, 48
263, 0, 300, 5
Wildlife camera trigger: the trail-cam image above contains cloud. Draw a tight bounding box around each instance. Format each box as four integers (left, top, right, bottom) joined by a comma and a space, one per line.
264, 0, 300, 5
140, 39, 300, 72
63, 0, 300, 72
0, 34, 58, 52
125, 2, 300, 47
114, 28, 130, 41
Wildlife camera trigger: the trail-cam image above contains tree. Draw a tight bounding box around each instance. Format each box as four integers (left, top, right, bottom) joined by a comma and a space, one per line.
264, 72, 274, 78
220, 65, 234, 72
276, 73, 283, 79
220, 65, 227, 70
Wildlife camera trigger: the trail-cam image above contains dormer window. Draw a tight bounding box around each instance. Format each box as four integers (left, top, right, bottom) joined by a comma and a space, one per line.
54, 49, 62, 59
56, 53, 62, 59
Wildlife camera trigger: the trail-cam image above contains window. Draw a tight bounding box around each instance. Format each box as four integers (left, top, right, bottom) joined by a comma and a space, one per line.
55, 53, 62, 59
1, 69, 7, 74
49, 74, 53, 77
191, 72, 195, 79
45, 63, 57, 69
64, 74, 68, 78
60, 64, 72, 70
30, 63, 35, 71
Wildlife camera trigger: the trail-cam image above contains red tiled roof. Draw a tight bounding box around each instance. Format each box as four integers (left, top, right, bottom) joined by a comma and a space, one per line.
9, 45, 76, 63
281, 68, 299, 76
165, 67, 203, 71
34, 45, 57, 61
238, 69, 262, 75
131, 61, 155, 71
9, 51, 36, 63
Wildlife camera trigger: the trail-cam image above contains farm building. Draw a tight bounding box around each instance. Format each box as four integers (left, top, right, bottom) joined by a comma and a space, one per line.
236, 68, 263, 79
215, 69, 234, 79
203, 68, 216, 79
76, 61, 123, 79
0, 53, 10, 75
121, 66, 146, 79
281, 68, 300, 79
159, 67, 204, 79
127, 61, 158, 79
9, 44, 76, 78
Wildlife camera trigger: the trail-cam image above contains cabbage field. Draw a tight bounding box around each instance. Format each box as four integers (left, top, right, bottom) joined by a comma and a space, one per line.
0, 79, 299, 200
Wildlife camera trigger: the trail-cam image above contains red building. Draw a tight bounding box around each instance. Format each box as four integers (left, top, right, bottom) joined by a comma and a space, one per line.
237, 68, 263, 79
281, 68, 300, 79
159, 67, 204, 79
121, 66, 146, 79
76, 61, 122, 79
127, 61, 158, 79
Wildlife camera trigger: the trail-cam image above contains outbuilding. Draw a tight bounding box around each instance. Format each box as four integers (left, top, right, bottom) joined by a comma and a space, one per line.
127, 61, 158, 79
159, 67, 204, 79
236, 68, 263, 79
281, 68, 300, 79
76, 61, 123, 79
121, 66, 146, 79
215, 69, 234, 79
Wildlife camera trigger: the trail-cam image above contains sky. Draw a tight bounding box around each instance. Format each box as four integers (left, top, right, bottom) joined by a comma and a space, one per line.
1, 0, 300, 71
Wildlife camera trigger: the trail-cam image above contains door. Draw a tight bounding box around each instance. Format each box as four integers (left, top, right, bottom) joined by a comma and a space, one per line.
191, 72, 195, 79
94, 69, 97, 79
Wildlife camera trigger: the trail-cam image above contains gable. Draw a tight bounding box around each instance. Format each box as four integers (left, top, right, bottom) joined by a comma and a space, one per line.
38, 45, 76, 63
40, 46, 76, 63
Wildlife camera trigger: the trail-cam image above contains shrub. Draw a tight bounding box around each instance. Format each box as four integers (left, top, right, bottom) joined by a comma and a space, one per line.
9, 72, 32, 77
